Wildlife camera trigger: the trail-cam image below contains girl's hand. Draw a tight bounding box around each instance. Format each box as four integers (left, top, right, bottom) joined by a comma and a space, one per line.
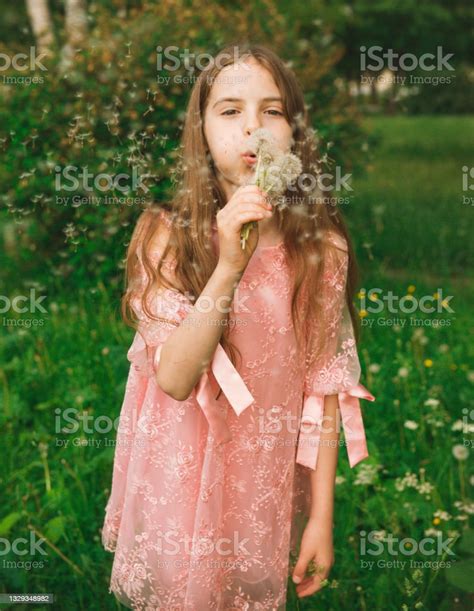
216, 185, 272, 275
292, 518, 334, 598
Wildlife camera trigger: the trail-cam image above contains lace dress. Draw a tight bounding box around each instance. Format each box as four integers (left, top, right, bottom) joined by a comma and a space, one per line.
101, 211, 375, 610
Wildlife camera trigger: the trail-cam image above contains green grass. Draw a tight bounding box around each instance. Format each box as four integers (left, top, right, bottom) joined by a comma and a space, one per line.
1, 116, 473, 610
350, 115, 474, 276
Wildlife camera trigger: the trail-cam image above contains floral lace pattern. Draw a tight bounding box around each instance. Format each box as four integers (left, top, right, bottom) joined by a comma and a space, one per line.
101, 212, 372, 610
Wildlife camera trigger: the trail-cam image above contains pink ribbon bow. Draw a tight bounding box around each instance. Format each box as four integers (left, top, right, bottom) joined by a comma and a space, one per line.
295, 382, 375, 470
154, 342, 255, 445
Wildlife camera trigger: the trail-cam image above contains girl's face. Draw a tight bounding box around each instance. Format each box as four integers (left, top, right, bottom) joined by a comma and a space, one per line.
203, 57, 293, 200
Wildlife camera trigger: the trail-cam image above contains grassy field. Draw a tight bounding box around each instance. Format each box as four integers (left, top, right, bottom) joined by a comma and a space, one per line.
349, 115, 474, 276
1, 116, 473, 610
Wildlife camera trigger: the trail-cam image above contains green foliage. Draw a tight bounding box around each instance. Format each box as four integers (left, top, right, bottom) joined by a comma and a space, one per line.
444, 530, 474, 593
0, 1, 368, 293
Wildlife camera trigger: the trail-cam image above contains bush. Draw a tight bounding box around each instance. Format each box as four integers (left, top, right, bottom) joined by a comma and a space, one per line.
0, 1, 368, 291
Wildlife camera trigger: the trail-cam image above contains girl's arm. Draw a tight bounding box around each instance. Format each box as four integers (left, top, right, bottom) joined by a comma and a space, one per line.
157, 258, 243, 401
292, 393, 339, 597
156, 186, 270, 400
152, 218, 243, 401
309, 393, 339, 522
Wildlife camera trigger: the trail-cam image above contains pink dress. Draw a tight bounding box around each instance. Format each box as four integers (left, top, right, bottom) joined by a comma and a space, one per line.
101, 211, 375, 610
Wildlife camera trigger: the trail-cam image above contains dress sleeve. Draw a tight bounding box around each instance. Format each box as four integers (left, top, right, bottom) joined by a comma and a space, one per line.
296, 232, 376, 470
126, 259, 195, 379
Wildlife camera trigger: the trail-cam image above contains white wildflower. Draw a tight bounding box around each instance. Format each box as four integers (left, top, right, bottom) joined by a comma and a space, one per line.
417, 482, 435, 495
452, 444, 469, 461
451, 419, 474, 434
426, 414, 444, 428
395, 471, 418, 491
354, 463, 380, 486
395, 470, 435, 498
454, 500, 474, 514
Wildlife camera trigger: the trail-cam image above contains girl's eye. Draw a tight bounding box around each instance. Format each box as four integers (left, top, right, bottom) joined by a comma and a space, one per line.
221, 109, 284, 116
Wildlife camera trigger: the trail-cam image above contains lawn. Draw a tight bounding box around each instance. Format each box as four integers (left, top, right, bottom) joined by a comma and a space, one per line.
1, 116, 473, 610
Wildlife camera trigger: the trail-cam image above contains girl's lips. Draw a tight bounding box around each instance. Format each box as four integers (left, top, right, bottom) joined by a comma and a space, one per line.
242, 154, 257, 166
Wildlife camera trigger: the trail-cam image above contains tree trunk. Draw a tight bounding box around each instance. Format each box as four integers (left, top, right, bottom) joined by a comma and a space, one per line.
25, 0, 54, 54
64, 0, 88, 49
61, 0, 88, 70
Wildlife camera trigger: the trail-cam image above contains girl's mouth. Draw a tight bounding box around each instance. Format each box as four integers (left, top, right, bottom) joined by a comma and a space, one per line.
241, 152, 257, 166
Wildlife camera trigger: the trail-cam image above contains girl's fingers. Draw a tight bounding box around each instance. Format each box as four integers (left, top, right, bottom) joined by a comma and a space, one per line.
227, 194, 270, 210
296, 576, 321, 597
234, 209, 272, 223
296, 569, 329, 597
220, 206, 271, 231
219, 210, 268, 235
233, 203, 272, 217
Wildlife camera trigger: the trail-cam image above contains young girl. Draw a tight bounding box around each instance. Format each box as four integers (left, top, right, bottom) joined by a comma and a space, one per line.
101, 43, 375, 610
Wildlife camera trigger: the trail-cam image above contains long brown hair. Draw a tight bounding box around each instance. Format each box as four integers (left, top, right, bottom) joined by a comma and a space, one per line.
122, 42, 360, 375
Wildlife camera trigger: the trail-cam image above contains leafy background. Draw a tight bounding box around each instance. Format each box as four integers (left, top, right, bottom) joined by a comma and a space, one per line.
0, 1, 473, 609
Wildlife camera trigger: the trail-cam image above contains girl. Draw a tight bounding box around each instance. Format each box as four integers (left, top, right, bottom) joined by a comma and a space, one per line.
101, 43, 375, 610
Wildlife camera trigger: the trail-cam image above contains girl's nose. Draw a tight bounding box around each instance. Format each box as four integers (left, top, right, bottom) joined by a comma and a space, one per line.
245, 127, 260, 139
244, 119, 260, 136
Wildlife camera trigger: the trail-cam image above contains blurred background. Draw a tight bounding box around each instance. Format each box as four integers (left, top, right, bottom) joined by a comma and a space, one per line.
0, 1, 473, 609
